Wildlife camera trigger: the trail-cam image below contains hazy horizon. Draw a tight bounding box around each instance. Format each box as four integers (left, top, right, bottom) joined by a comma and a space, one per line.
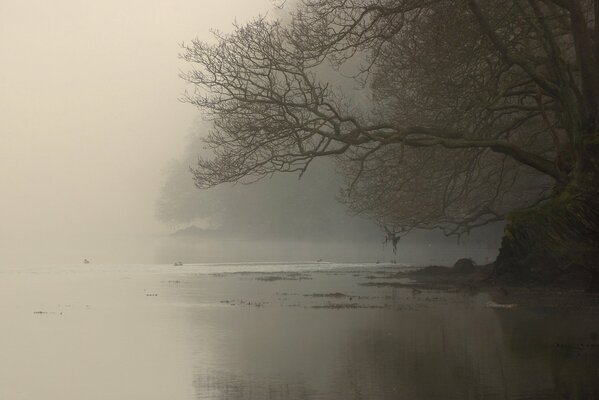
0, 0, 276, 264
0, 1, 502, 266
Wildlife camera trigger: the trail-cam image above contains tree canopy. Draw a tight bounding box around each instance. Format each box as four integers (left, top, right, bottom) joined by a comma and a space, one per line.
156, 122, 381, 241
181, 0, 599, 241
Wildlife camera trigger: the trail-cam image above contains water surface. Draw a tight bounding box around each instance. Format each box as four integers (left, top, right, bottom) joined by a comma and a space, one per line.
1, 263, 597, 399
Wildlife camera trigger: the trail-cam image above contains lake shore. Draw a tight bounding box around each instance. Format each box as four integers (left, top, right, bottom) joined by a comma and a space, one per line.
3, 261, 599, 399
358, 261, 599, 312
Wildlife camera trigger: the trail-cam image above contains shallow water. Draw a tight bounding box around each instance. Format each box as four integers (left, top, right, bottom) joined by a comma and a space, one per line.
1, 263, 597, 399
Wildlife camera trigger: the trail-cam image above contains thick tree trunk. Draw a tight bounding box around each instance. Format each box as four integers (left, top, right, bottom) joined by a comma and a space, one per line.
494, 179, 599, 290
588, 271, 599, 292
494, 134, 599, 290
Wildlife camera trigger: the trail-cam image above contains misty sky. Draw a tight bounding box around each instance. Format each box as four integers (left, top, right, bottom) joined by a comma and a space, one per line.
0, 1, 502, 265
0, 0, 273, 264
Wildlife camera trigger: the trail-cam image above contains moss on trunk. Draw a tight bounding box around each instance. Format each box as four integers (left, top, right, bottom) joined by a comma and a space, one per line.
494, 186, 599, 289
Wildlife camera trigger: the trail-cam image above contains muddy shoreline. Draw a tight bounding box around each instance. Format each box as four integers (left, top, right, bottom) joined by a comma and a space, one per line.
208, 261, 599, 312
360, 262, 599, 312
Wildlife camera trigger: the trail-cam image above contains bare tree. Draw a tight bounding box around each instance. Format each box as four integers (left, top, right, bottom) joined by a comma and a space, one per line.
181, 0, 599, 287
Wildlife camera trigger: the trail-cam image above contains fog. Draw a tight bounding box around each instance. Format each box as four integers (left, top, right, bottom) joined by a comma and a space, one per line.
0, 1, 501, 266
0, 0, 381, 265
0, 0, 276, 264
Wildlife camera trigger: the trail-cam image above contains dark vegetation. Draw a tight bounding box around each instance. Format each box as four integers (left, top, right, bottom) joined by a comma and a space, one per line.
157, 134, 382, 242
181, 1, 599, 290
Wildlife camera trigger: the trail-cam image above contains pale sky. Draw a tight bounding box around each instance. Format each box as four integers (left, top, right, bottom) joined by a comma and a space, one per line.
0, 0, 273, 264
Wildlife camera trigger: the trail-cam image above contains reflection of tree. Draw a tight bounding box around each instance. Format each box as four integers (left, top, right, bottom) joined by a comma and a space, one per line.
188, 306, 367, 400
193, 370, 318, 400
333, 306, 528, 399
495, 305, 599, 399
334, 302, 599, 399
187, 285, 598, 399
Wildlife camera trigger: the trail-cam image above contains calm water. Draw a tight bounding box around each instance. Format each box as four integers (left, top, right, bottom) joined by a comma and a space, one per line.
1, 263, 597, 399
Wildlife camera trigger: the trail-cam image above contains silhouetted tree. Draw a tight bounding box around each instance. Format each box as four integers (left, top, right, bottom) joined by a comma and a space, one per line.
181, 0, 599, 287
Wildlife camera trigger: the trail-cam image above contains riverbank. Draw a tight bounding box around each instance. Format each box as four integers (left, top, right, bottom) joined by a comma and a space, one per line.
359, 259, 599, 311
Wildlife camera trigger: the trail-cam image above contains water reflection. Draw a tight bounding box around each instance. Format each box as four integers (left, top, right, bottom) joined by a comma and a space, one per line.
177, 271, 599, 400
1, 264, 597, 399
497, 305, 599, 399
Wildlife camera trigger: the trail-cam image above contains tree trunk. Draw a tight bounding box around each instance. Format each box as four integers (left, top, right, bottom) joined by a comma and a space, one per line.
588, 271, 599, 292
494, 179, 599, 291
